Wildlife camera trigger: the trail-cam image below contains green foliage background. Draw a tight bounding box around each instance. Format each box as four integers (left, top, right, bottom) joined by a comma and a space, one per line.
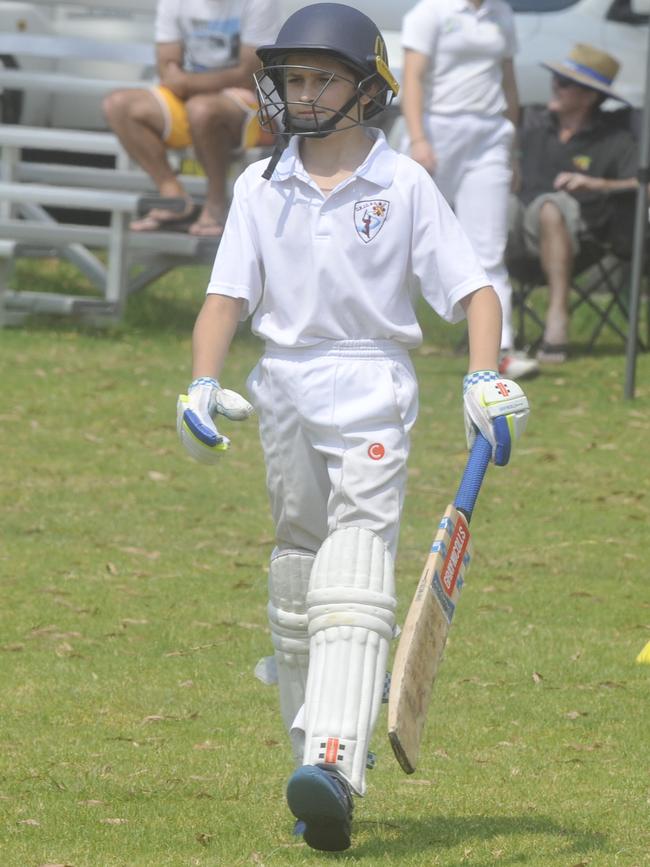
1, 263, 648, 866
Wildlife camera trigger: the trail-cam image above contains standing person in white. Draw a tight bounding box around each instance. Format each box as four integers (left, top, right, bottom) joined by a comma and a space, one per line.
400, 0, 539, 380
176, 2, 530, 853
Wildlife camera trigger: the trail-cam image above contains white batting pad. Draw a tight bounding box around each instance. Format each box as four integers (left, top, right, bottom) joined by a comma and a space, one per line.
268, 548, 314, 766
303, 527, 396, 795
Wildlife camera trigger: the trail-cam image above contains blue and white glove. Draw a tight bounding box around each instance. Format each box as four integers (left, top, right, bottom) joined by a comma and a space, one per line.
177, 376, 253, 465
463, 370, 529, 467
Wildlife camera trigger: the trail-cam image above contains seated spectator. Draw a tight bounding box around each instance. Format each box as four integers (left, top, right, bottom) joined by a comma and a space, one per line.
103, 0, 278, 237
509, 43, 638, 362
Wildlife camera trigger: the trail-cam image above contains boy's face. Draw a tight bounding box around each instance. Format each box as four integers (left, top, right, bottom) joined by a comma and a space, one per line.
283, 52, 366, 128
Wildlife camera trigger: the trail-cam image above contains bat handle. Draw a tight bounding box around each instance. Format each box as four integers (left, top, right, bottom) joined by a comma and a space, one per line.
454, 433, 492, 522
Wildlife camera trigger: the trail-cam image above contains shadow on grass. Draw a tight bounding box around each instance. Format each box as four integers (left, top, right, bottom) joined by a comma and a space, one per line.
8, 259, 648, 359
9, 298, 199, 340
5, 283, 263, 346
8, 258, 218, 339
353, 812, 606, 861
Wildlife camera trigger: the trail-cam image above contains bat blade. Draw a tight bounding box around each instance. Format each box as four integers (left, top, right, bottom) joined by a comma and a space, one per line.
387, 505, 472, 774
388, 433, 491, 775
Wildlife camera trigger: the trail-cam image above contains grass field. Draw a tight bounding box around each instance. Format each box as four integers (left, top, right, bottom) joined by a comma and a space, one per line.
1, 262, 649, 866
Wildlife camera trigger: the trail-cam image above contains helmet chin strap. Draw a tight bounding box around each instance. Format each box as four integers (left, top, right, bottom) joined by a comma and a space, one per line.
262, 93, 360, 180
262, 135, 291, 180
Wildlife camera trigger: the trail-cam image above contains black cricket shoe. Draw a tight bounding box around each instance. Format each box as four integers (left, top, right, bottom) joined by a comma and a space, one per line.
287, 764, 354, 851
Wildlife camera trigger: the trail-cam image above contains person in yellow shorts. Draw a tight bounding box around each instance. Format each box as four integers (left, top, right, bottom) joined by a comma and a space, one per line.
103, 0, 279, 237
152, 83, 275, 153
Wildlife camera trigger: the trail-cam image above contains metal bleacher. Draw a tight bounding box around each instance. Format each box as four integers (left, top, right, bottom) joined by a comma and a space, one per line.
0, 0, 246, 325
0, 123, 217, 325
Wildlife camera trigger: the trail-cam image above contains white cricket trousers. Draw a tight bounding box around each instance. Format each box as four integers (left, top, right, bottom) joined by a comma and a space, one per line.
246, 340, 419, 559
423, 112, 516, 349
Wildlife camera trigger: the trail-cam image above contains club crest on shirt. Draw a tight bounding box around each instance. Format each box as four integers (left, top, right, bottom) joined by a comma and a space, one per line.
354, 200, 389, 243
573, 154, 592, 172
442, 16, 461, 33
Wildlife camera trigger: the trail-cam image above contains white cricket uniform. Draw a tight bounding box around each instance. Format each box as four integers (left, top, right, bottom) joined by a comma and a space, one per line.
207, 129, 489, 557
401, 0, 517, 348
155, 0, 279, 71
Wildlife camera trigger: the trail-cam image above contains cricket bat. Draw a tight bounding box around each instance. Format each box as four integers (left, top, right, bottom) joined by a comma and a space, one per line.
388, 433, 492, 774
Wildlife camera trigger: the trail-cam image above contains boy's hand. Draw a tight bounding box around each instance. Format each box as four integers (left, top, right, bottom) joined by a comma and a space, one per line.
177, 377, 254, 465
463, 371, 529, 467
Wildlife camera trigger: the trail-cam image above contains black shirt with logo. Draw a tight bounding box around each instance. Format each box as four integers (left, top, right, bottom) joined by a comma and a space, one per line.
518, 106, 638, 239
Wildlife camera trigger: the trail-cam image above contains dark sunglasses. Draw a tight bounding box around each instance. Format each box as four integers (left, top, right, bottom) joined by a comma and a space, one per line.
552, 74, 589, 91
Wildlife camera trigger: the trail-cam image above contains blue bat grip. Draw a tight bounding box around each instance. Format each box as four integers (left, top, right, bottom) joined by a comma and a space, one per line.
454, 433, 491, 522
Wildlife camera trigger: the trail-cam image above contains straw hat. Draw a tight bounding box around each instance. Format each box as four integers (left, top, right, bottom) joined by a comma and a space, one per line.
542, 43, 629, 104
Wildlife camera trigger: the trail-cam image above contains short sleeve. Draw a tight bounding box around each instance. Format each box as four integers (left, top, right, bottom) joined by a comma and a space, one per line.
499, 1, 518, 58
206, 175, 263, 319
410, 167, 490, 322
401, 0, 439, 58
241, 0, 281, 47
154, 0, 180, 44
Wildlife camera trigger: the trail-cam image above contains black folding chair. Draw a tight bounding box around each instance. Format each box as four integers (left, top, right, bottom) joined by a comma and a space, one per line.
508, 227, 647, 353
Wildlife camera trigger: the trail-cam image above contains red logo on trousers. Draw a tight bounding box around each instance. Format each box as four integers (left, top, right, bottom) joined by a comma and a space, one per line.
368, 443, 385, 460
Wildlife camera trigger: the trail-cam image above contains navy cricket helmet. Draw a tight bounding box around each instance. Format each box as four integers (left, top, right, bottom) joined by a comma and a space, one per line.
254, 2, 399, 140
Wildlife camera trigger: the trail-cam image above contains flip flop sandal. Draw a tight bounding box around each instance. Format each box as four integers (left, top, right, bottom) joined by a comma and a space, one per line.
188, 218, 225, 238
130, 203, 200, 233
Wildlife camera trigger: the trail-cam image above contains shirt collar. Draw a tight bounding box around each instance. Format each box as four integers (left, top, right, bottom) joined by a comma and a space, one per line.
454, 0, 494, 14
548, 108, 604, 136
271, 128, 397, 190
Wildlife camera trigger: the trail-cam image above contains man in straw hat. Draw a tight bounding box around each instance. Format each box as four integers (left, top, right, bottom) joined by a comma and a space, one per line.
508, 43, 639, 362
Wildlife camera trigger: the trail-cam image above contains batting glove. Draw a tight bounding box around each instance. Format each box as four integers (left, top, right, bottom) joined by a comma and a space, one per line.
463, 370, 529, 467
177, 376, 253, 465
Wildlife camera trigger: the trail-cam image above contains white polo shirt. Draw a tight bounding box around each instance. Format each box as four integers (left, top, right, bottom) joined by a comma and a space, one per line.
401, 0, 517, 117
206, 130, 489, 349
155, 0, 279, 72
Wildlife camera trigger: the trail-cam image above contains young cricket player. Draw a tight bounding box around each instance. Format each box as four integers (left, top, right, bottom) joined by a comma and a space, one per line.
177, 2, 530, 852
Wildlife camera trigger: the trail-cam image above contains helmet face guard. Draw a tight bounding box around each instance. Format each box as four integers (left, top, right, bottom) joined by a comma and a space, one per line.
254, 60, 396, 138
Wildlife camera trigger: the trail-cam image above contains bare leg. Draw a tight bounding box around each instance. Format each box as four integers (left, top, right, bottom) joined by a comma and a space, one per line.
103, 89, 194, 229
538, 200, 573, 347
185, 92, 245, 236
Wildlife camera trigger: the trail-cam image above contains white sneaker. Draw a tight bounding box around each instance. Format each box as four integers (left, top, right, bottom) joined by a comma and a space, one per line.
498, 349, 540, 380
